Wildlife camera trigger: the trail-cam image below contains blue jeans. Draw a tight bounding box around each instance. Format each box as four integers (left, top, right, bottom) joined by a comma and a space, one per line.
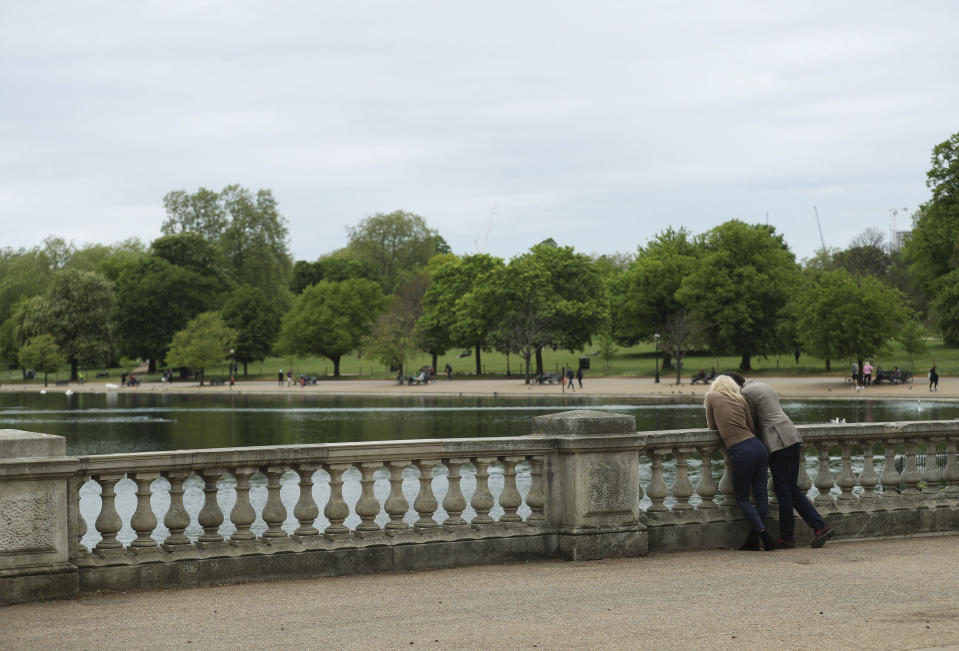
769, 443, 826, 539
729, 437, 769, 532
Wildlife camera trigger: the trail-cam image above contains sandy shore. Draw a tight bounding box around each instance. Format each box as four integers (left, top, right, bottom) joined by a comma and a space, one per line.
1, 373, 953, 401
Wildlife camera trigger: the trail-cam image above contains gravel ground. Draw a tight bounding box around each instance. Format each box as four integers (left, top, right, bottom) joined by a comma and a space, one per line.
3, 535, 959, 650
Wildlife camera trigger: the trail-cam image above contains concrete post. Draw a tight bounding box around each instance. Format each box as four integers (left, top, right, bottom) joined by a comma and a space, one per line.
531, 410, 647, 561
0, 429, 78, 604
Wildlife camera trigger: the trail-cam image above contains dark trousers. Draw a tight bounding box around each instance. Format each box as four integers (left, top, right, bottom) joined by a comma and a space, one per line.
729, 437, 769, 532
769, 443, 826, 539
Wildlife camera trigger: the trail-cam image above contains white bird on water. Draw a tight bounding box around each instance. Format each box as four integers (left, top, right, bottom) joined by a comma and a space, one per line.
64, 389, 73, 396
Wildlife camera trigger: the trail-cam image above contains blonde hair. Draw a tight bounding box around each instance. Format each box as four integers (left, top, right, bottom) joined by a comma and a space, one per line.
704, 374, 745, 405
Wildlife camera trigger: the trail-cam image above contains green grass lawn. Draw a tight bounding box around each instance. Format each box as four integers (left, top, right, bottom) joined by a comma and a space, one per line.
2, 339, 954, 385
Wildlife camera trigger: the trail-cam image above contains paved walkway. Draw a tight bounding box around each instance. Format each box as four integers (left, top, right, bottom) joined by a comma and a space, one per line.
3, 535, 959, 650
2, 374, 954, 402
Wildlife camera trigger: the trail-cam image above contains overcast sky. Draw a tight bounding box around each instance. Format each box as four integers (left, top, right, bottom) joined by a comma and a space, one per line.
2, 1, 957, 264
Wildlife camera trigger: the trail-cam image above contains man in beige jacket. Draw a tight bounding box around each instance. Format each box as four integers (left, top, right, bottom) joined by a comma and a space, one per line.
725, 372, 834, 548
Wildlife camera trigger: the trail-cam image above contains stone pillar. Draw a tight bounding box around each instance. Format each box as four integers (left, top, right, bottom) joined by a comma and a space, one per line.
0, 430, 79, 604
532, 410, 646, 561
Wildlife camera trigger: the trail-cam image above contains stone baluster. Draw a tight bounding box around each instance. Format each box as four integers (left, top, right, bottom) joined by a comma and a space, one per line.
130, 472, 160, 548
197, 468, 226, 543
470, 457, 496, 525
324, 463, 352, 537
525, 455, 546, 526
384, 460, 412, 533
920, 439, 942, 504
293, 464, 320, 536
262, 466, 288, 539
229, 467, 257, 541
413, 460, 440, 529
857, 440, 880, 507
68, 476, 88, 557
355, 463, 384, 535
879, 439, 902, 509
813, 442, 836, 509
161, 470, 192, 546
695, 446, 717, 510
76, 482, 88, 552
670, 448, 694, 511
645, 449, 669, 513
797, 444, 813, 494
835, 442, 858, 510
717, 449, 735, 508
499, 456, 524, 523
93, 473, 125, 551
943, 440, 959, 502
900, 440, 922, 498
442, 458, 469, 528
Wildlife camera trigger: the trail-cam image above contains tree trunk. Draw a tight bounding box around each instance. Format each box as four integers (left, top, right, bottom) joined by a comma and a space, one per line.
199, 369, 205, 387
535, 348, 544, 376
148, 358, 157, 374
739, 354, 752, 372
825, 358, 831, 371
524, 355, 532, 384
675, 357, 683, 385
333, 355, 341, 377
474, 345, 482, 376
431, 352, 438, 373
70, 358, 79, 381
243, 361, 249, 376
43, 372, 48, 387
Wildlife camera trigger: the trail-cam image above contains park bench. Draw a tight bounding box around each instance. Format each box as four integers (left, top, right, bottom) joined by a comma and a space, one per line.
55, 379, 69, 386
871, 369, 913, 385
535, 373, 559, 385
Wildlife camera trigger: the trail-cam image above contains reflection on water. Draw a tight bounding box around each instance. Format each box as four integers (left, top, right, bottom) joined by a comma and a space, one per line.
2, 391, 959, 456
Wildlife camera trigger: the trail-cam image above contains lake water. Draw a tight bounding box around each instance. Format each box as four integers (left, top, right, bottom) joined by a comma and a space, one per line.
1, 391, 957, 455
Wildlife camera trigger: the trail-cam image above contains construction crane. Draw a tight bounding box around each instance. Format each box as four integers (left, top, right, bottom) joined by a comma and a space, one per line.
477, 203, 496, 253
813, 206, 826, 250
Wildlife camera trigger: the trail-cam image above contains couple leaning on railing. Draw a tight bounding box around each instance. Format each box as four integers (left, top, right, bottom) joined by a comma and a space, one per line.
705, 372, 835, 551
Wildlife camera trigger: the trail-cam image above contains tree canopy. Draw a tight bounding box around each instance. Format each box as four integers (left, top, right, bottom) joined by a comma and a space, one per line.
276, 278, 387, 376
165, 312, 236, 386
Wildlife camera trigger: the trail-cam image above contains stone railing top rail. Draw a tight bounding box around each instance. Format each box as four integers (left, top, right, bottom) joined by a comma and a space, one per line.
1, 418, 958, 480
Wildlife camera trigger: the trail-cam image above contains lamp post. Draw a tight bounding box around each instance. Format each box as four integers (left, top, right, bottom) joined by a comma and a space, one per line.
653, 333, 661, 384
229, 348, 236, 389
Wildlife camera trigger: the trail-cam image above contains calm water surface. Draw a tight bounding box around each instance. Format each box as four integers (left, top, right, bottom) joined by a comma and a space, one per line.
1, 391, 957, 455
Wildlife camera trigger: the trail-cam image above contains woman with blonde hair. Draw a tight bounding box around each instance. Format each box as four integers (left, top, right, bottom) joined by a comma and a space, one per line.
705, 374, 775, 551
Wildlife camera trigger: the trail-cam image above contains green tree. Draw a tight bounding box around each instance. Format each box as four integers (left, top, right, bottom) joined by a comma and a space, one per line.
165, 312, 236, 386
114, 257, 220, 372
18, 334, 63, 386
415, 254, 504, 375
366, 273, 430, 374
150, 232, 231, 292
345, 211, 450, 293
677, 220, 799, 371
161, 185, 293, 309
276, 279, 387, 376
68, 239, 147, 281
221, 284, 281, 376
794, 269, 911, 371
15, 269, 116, 380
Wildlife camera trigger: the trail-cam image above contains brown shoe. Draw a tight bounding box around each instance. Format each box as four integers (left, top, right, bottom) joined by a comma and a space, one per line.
811, 526, 835, 548
776, 538, 796, 549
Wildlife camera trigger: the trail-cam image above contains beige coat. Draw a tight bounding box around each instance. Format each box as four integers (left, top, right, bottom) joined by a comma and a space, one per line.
741, 380, 801, 454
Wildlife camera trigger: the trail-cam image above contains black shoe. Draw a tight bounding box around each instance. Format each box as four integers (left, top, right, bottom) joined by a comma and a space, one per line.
759, 530, 777, 551
811, 526, 835, 548
738, 530, 760, 551
776, 538, 796, 549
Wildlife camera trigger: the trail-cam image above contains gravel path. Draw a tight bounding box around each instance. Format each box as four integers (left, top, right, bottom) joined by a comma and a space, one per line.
3, 535, 959, 650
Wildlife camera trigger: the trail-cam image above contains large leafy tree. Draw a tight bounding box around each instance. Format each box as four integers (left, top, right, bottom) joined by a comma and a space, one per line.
415, 254, 504, 376
903, 131, 959, 343
676, 220, 799, 371
276, 278, 387, 376
161, 185, 293, 309
221, 284, 281, 376
794, 269, 912, 370
17, 269, 116, 380
165, 312, 236, 386
18, 334, 63, 386
345, 211, 450, 293
114, 257, 220, 372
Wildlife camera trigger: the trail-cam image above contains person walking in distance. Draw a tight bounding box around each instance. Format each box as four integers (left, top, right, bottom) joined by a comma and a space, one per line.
724, 372, 834, 548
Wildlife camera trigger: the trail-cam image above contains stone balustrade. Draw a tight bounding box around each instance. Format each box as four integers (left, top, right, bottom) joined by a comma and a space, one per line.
3, 413, 959, 604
